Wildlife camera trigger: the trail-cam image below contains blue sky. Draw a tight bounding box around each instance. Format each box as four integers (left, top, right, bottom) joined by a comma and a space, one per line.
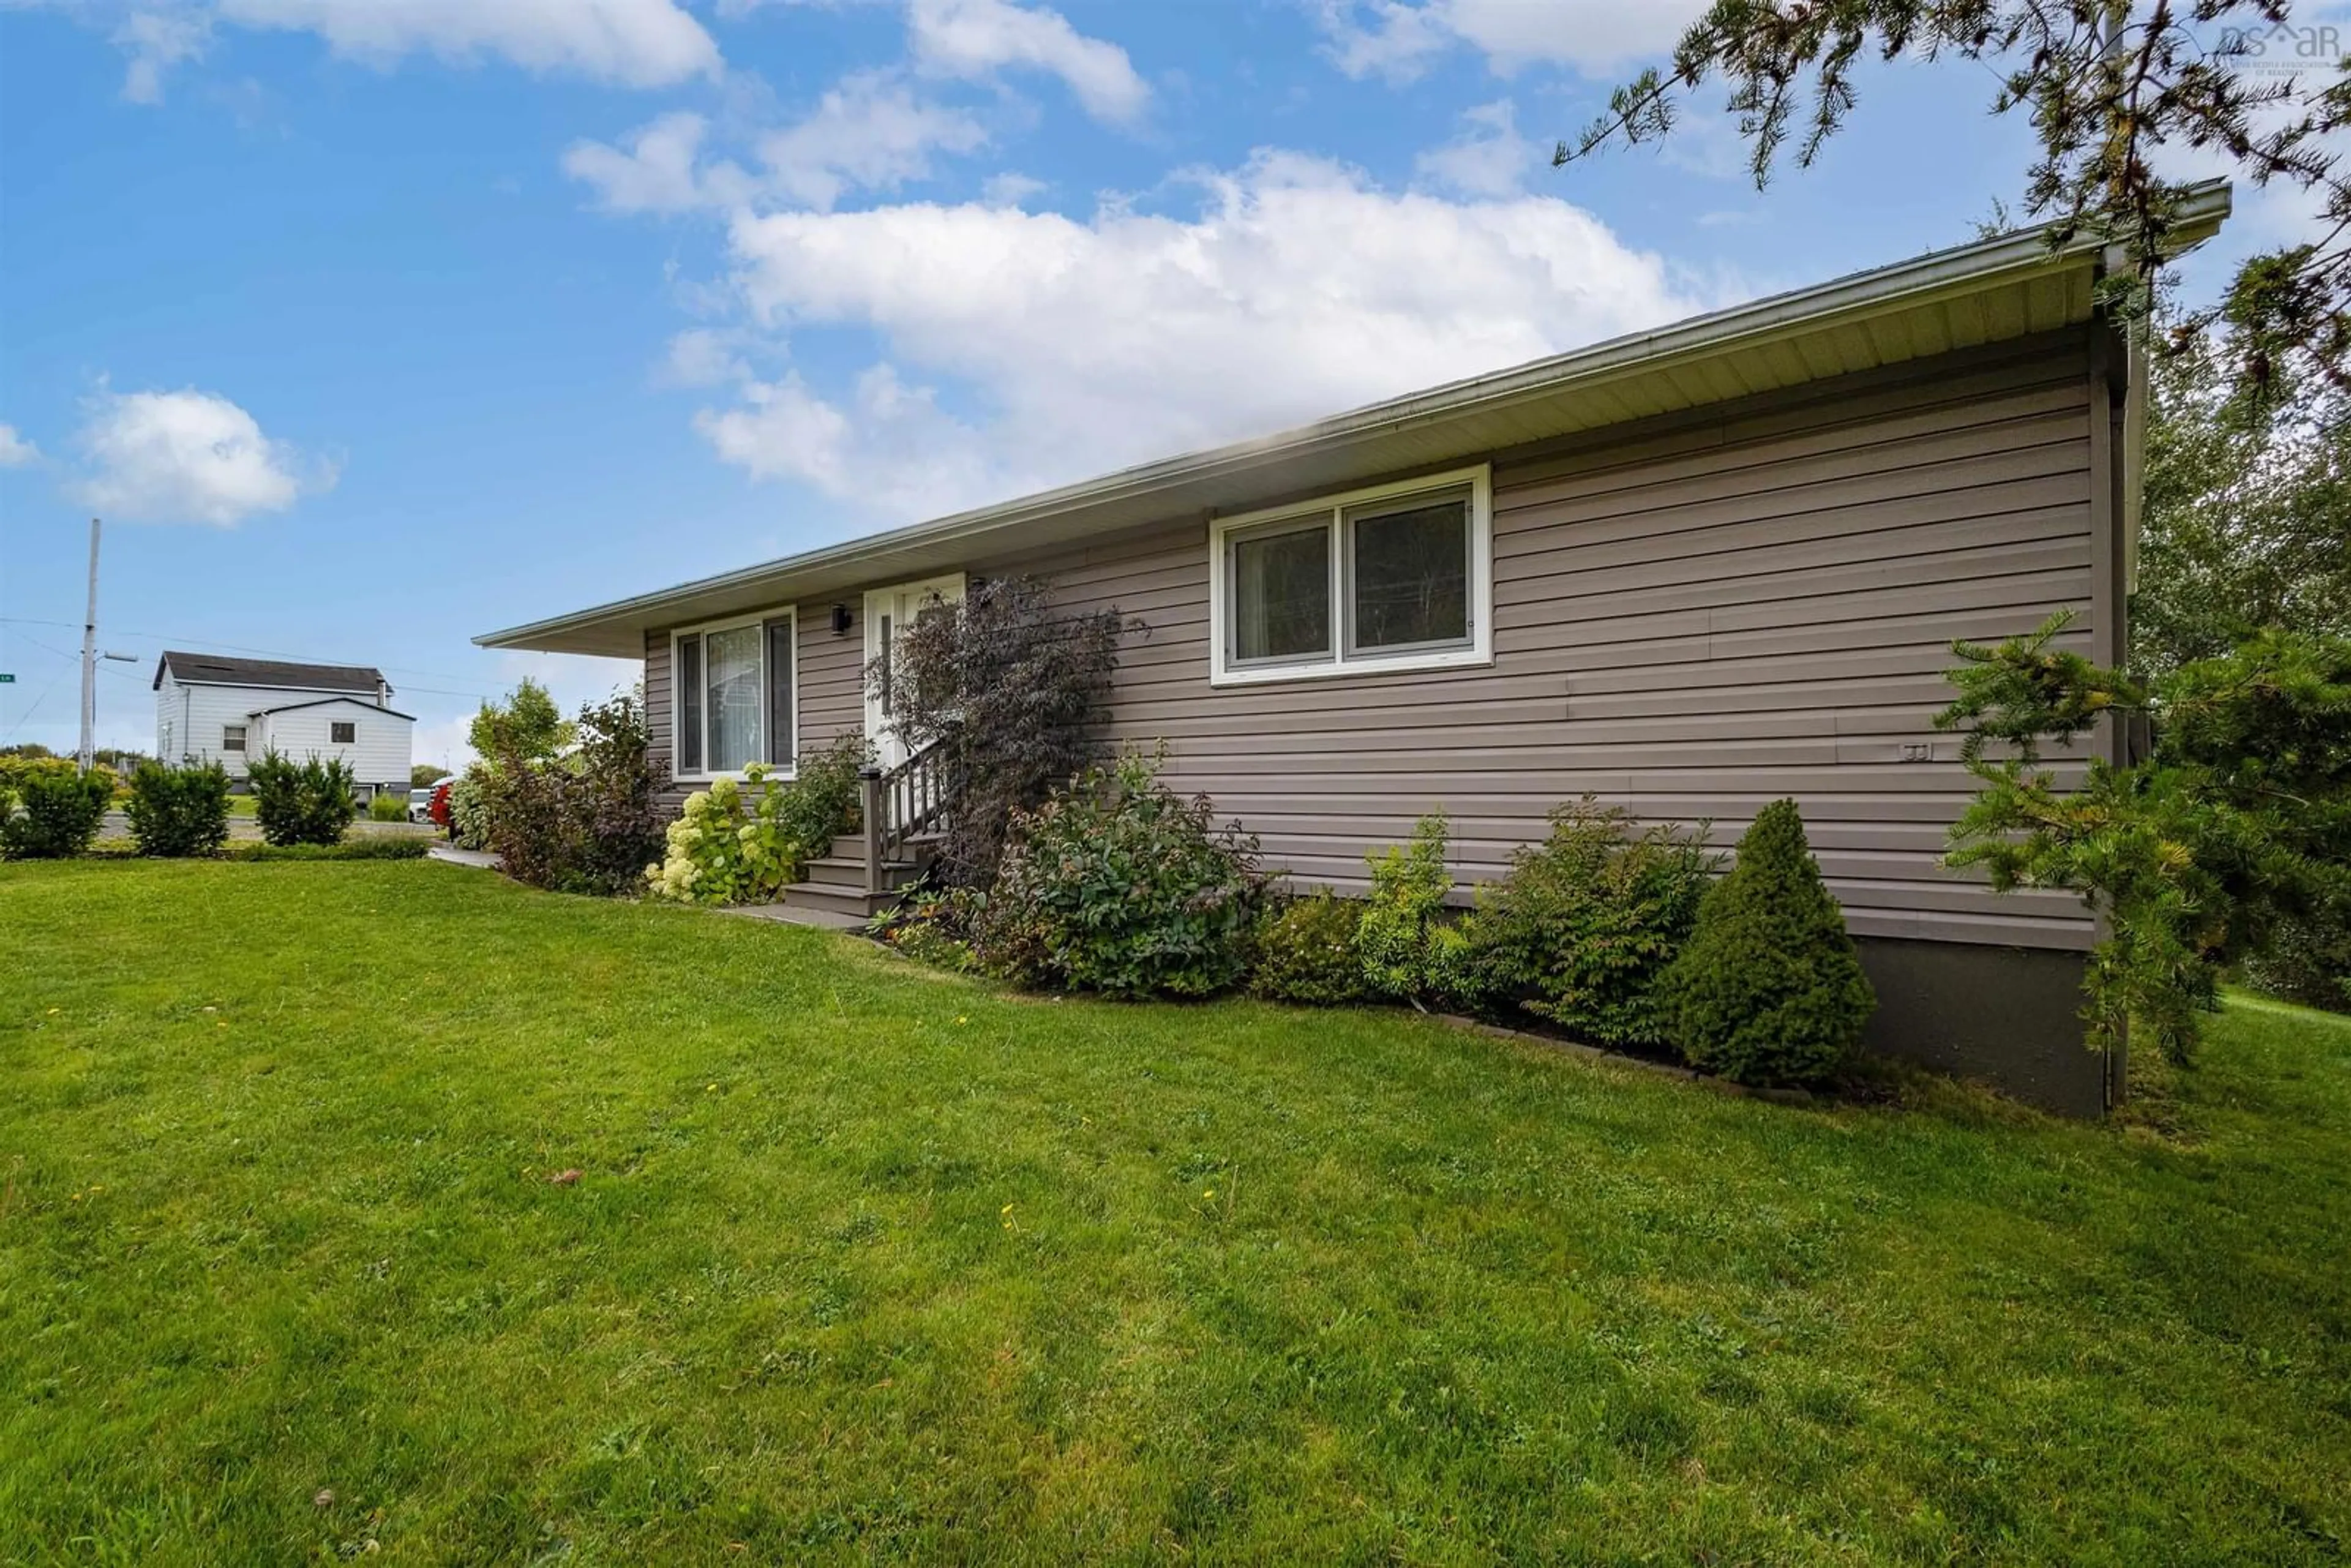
0, 1, 2325, 768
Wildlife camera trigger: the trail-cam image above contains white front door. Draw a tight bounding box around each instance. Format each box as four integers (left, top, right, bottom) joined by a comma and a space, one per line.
863, 574, 966, 767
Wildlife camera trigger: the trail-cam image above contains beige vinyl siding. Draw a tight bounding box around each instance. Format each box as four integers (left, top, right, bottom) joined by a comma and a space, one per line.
639, 328, 2104, 950
646, 605, 871, 813
797, 609, 868, 751
982, 329, 2102, 951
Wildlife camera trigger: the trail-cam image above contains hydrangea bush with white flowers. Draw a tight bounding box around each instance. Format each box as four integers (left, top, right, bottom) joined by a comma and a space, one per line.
647, 736, 869, 905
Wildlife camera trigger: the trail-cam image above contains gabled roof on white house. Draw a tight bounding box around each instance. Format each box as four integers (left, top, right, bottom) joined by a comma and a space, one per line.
478, 182, 2232, 659
155, 650, 389, 696
249, 695, 417, 721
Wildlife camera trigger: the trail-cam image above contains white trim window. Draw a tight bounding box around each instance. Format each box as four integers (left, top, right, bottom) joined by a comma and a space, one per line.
1207, 465, 1493, 686
670, 607, 797, 781
222, 724, 247, 752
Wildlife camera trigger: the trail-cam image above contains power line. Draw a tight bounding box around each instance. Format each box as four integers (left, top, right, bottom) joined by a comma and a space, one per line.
0, 615, 514, 694
1, 666, 71, 743
9, 629, 142, 678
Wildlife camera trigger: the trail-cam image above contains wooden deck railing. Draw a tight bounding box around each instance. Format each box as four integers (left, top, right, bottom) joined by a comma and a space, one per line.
858, 737, 949, 895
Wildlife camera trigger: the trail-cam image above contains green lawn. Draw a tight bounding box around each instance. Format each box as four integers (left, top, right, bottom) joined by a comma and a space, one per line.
4, 862, 2347, 1564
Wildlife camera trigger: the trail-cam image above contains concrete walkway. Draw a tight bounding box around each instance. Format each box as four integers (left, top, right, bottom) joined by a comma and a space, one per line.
427, 844, 500, 869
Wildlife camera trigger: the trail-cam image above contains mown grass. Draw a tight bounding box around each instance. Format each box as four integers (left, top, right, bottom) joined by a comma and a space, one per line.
2, 860, 2346, 1564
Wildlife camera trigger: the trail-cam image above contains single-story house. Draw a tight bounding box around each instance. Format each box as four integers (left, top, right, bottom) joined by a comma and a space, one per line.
478, 183, 2233, 1114
153, 651, 414, 801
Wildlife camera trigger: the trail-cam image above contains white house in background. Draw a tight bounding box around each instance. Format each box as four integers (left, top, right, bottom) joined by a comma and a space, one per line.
152, 651, 413, 800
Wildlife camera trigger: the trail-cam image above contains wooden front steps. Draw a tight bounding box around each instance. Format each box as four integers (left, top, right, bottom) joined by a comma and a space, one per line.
755, 831, 934, 929
744, 747, 950, 929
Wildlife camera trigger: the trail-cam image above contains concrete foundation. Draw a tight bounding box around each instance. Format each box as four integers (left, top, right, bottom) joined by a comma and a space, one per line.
1855, 937, 2112, 1116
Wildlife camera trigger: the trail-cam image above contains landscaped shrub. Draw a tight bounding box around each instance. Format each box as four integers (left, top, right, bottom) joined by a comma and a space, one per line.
877, 574, 1131, 889
1459, 798, 1718, 1046
879, 890, 982, 972
124, 760, 232, 857
482, 692, 669, 896
1249, 893, 1374, 1006
0, 753, 83, 798
647, 734, 868, 904
1, 765, 114, 860
246, 752, 359, 846
970, 750, 1264, 997
647, 773, 756, 904
447, 773, 491, 850
1357, 813, 1470, 1006
367, 790, 408, 822
564, 692, 671, 895
225, 838, 432, 862
1657, 800, 1875, 1087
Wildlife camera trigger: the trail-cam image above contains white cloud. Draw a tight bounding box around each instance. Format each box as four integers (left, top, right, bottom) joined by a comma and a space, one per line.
659, 328, 752, 388
113, 8, 214, 103
564, 111, 746, 214
688, 150, 1703, 517
1319, 0, 1704, 81
981, 170, 1046, 206
907, 0, 1148, 122
0, 424, 39, 467
566, 75, 986, 214
215, 0, 721, 88
72, 387, 326, 526
757, 70, 989, 208
696, 364, 1000, 516
1415, 99, 1534, 197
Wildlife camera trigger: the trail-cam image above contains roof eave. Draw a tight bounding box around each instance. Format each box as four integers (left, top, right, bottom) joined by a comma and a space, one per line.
476, 182, 2232, 658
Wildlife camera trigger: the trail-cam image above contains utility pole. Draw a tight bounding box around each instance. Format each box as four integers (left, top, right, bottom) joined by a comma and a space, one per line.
78, 517, 100, 775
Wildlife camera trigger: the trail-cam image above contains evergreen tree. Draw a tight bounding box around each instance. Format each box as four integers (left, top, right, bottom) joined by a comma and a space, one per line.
1559, 1, 2351, 405
1658, 800, 1876, 1087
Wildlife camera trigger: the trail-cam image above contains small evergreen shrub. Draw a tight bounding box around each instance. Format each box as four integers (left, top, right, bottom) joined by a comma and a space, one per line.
647, 735, 868, 904
1249, 893, 1374, 1006
1, 766, 114, 859
1657, 800, 1875, 1087
972, 750, 1264, 997
367, 790, 409, 822
124, 760, 233, 857
1460, 798, 1717, 1046
247, 752, 359, 846
1357, 813, 1471, 1005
